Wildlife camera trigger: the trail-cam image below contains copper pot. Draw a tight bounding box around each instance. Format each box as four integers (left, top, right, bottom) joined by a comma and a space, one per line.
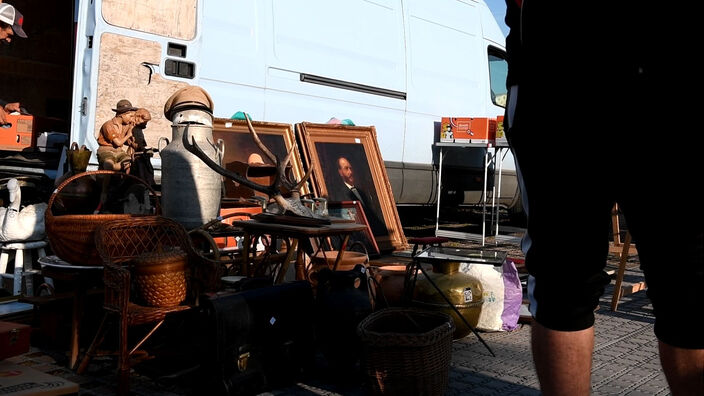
372, 265, 410, 308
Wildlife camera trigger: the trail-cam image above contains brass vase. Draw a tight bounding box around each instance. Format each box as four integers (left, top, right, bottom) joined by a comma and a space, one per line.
412, 260, 483, 339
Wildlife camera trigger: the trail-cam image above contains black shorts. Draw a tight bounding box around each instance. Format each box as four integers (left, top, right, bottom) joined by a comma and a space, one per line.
506, 77, 703, 349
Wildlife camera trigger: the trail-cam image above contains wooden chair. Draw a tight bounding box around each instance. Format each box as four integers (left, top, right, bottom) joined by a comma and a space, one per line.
609, 204, 637, 258
76, 216, 214, 395
609, 204, 645, 311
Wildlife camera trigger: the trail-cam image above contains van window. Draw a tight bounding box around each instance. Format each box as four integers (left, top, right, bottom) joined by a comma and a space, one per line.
488, 47, 508, 108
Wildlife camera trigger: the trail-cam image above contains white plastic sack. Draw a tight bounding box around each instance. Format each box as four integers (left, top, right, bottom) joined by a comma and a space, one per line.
460, 260, 522, 332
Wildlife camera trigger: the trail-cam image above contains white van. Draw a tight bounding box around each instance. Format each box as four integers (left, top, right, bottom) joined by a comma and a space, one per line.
1, 0, 518, 213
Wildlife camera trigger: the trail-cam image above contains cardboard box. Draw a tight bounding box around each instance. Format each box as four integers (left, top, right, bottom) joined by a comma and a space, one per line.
0, 321, 31, 360
441, 117, 497, 144
0, 361, 79, 395
0, 114, 34, 151
0, 115, 68, 152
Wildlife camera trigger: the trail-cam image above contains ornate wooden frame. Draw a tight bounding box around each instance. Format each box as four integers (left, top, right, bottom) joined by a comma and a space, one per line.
295, 122, 407, 252
213, 118, 310, 199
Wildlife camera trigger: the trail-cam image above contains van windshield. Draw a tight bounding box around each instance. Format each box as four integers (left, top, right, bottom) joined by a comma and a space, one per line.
488, 49, 508, 108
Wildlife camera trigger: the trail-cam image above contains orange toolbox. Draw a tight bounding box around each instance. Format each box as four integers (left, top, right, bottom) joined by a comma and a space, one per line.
0, 114, 34, 151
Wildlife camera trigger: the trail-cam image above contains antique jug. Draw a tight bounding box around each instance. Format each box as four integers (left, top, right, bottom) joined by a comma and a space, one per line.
159, 86, 222, 229
412, 258, 484, 339
159, 122, 222, 230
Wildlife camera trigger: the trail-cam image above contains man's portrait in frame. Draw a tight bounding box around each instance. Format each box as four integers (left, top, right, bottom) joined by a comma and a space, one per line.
316, 142, 389, 240
296, 122, 407, 253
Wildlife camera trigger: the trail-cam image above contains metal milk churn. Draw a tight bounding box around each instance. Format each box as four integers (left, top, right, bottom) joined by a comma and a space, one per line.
159, 86, 222, 229
411, 248, 485, 339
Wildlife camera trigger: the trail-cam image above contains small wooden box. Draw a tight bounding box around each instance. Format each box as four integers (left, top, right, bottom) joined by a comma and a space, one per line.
0, 321, 31, 360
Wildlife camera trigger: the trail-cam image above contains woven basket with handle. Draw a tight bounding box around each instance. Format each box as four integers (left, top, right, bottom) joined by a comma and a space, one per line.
357, 307, 455, 396
45, 170, 159, 266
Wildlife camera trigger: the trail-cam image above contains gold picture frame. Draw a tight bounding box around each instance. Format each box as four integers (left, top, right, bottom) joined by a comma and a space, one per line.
213, 118, 310, 199
296, 122, 407, 253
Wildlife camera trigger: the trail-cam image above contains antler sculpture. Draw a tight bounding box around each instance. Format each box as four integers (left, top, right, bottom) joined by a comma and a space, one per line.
182, 114, 316, 217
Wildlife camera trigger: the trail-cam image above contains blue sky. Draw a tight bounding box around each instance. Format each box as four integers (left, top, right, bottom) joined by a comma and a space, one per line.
485, 0, 510, 37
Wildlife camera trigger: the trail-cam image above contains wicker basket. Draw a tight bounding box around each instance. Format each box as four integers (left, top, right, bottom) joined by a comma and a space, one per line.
357, 307, 455, 396
134, 248, 188, 307
45, 170, 159, 267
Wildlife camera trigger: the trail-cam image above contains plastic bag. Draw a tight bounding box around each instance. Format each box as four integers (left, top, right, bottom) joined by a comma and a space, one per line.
500, 259, 522, 331
460, 258, 522, 332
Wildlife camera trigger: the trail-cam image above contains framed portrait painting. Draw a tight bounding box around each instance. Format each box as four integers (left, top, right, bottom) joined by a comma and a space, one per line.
212, 118, 310, 199
328, 200, 380, 258
295, 122, 407, 253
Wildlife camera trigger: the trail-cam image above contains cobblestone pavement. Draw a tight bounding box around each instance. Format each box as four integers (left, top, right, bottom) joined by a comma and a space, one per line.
5, 239, 670, 396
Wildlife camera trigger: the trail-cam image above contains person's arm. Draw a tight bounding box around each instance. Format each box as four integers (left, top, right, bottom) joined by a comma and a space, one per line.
0, 102, 22, 124
3, 102, 21, 113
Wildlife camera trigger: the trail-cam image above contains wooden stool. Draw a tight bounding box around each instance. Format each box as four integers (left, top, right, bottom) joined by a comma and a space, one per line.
0, 240, 48, 296
408, 236, 449, 257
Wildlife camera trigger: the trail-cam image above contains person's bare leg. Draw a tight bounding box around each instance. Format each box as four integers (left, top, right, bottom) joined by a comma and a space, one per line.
531, 321, 594, 396
658, 341, 704, 396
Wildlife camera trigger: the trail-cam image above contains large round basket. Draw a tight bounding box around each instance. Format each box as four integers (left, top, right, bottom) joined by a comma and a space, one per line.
357, 307, 455, 396
134, 248, 189, 307
45, 170, 159, 267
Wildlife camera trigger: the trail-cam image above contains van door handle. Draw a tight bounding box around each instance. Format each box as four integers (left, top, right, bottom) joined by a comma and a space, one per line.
141, 62, 159, 85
